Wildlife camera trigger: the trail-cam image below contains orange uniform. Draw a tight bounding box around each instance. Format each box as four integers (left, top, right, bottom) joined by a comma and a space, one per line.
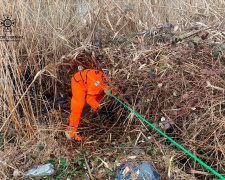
66, 69, 111, 140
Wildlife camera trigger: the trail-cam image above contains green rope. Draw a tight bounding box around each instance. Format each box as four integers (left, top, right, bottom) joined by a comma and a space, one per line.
87, 74, 225, 179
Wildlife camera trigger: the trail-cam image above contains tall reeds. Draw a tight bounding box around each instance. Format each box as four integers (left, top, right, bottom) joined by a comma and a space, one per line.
0, 0, 224, 178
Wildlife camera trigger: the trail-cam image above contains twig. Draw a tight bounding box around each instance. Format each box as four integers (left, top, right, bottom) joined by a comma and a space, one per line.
84, 155, 94, 180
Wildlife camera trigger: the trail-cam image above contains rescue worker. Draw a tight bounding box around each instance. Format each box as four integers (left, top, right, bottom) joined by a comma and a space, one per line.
65, 65, 116, 141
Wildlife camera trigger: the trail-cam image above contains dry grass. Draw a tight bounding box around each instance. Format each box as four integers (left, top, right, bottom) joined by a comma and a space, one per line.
0, 0, 225, 179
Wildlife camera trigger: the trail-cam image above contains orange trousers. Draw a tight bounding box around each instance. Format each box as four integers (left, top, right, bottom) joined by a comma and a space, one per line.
69, 81, 104, 128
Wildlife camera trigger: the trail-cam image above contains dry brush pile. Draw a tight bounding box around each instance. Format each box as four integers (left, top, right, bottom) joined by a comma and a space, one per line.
0, 0, 225, 179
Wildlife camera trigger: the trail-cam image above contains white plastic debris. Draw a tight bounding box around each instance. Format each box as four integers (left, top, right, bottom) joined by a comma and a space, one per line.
115, 159, 121, 167
85, 173, 90, 180
161, 117, 166, 121
13, 169, 20, 177
128, 156, 137, 159
159, 122, 164, 128
25, 163, 54, 177
158, 83, 163, 88
174, 25, 179, 32
136, 169, 140, 175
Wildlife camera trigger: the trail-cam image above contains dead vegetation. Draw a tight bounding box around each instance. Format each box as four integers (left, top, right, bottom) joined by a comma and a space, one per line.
0, 0, 225, 179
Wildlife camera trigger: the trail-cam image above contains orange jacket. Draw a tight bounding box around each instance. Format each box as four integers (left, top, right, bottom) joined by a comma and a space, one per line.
72, 69, 112, 95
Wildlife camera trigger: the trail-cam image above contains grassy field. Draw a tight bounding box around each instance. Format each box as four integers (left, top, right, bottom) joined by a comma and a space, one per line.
0, 0, 225, 179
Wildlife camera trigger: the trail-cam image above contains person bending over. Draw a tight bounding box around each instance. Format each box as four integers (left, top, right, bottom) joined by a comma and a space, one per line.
65, 66, 117, 141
